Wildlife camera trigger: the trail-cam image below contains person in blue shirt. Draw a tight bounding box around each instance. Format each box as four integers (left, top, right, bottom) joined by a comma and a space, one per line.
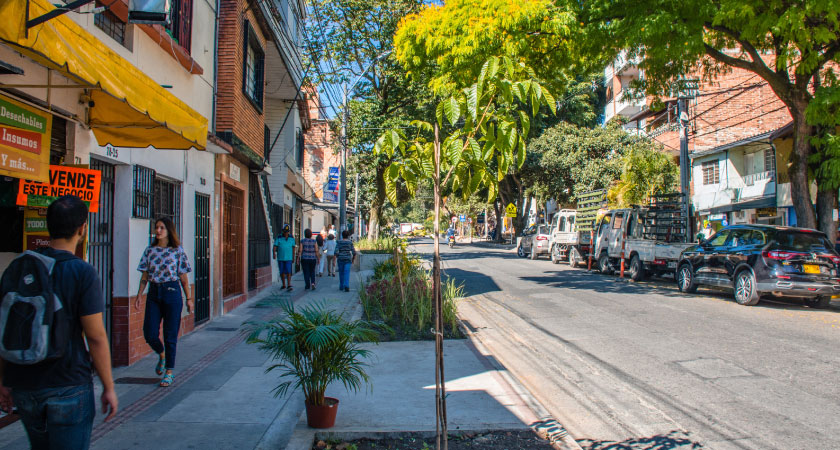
273, 224, 296, 292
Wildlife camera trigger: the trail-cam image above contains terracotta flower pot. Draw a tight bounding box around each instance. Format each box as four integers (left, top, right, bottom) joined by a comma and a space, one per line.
305, 397, 339, 428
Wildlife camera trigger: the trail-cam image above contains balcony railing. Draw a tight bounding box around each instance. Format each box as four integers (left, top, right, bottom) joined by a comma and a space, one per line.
744, 170, 775, 186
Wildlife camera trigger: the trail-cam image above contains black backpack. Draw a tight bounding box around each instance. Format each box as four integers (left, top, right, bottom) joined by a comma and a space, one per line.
0, 250, 72, 365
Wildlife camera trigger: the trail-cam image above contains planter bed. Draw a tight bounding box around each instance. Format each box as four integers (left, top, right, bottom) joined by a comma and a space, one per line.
312, 430, 556, 450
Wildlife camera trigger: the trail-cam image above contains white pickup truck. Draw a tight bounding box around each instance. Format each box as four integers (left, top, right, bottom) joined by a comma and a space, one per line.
592, 207, 695, 280
548, 209, 592, 267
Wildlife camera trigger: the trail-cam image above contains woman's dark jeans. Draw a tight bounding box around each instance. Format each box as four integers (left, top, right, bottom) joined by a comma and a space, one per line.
143, 280, 183, 369
12, 383, 95, 450
301, 258, 317, 288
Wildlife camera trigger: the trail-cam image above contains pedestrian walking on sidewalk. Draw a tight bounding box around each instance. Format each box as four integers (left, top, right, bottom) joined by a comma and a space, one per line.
135, 217, 193, 388
324, 234, 337, 276
0, 195, 118, 450
316, 229, 326, 277
335, 230, 356, 292
273, 224, 296, 292
297, 229, 320, 290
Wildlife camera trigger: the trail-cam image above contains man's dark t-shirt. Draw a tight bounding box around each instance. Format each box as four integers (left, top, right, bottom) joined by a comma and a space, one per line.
3, 248, 104, 389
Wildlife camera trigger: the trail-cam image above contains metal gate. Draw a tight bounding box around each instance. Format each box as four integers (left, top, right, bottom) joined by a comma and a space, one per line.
88, 158, 115, 337
194, 193, 211, 324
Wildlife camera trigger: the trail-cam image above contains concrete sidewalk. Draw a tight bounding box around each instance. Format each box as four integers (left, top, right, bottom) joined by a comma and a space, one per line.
0, 263, 559, 450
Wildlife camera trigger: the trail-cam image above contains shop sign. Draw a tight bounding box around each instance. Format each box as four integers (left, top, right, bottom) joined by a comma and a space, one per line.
21, 207, 86, 258
229, 162, 241, 182
16, 165, 102, 212
0, 94, 52, 182
709, 213, 726, 221
756, 207, 778, 218
327, 167, 339, 191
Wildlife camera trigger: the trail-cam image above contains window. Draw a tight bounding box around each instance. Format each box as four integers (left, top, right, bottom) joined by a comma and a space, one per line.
702, 160, 720, 185
166, 0, 192, 53
709, 231, 729, 247
559, 216, 567, 232
764, 149, 776, 173
94, 8, 127, 47
133, 165, 155, 219
242, 21, 265, 110
295, 129, 304, 168
153, 177, 182, 233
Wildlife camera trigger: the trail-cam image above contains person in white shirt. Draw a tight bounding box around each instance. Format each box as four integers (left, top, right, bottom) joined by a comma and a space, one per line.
324, 234, 337, 276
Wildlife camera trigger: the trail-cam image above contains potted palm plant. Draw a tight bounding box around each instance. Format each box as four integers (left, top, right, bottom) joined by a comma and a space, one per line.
246, 301, 378, 428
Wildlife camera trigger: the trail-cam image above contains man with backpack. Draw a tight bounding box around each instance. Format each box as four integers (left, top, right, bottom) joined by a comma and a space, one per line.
0, 195, 118, 449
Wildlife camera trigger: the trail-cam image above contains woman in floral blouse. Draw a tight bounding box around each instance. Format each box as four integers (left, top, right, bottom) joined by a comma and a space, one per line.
134, 218, 192, 387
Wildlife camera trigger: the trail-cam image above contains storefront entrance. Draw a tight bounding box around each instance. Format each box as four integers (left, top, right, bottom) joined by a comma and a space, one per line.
194, 192, 211, 324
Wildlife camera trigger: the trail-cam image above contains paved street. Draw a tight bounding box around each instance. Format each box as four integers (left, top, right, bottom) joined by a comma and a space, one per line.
414, 238, 840, 450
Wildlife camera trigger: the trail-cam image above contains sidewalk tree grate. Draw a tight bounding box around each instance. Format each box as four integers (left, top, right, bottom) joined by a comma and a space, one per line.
114, 377, 163, 385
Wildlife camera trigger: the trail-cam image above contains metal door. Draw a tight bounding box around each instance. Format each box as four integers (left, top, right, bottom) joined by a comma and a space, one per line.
88, 159, 115, 337
194, 193, 211, 324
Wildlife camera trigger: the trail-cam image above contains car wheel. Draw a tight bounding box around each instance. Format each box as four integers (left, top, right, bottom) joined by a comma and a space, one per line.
517, 244, 525, 258
598, 252, 613, 275
734, 270, 760, 306
677, 264, 698, 293
629, 254, 645, 282
569, 247, 581, 268
550, 245, 560, 264
806, 296, 831, 309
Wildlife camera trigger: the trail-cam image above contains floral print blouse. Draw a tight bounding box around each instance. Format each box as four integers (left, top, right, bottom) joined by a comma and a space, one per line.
137, 245, 191, 283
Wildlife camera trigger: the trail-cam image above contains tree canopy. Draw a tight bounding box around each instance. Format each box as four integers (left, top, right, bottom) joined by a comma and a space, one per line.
579, 0, 840, 237
394, 0, 582, 94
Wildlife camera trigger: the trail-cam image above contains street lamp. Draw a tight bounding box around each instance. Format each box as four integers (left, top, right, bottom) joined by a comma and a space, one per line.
338, 50, 392, 236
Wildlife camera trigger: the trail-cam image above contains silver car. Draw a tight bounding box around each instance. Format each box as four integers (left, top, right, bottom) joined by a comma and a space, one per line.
517, 224, 551, 260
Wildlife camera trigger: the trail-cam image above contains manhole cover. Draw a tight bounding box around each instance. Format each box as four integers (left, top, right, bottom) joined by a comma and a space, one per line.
677, 358, 751, 379
206, 327, 239, 332
115, 377, 162, 385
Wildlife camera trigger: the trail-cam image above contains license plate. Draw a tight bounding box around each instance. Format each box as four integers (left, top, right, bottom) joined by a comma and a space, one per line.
667, 261, 677, 269
803, 264, 820, 274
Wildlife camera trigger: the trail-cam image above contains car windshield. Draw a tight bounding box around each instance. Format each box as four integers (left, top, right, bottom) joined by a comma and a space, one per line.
537, 225, 547, 235
770, 230, 834, 253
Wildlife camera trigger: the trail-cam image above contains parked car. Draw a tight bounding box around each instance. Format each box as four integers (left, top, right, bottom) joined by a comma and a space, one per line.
592, 205, 693, 281
517, 224, 551, 260
548, 209, 591, 267
676, 224, 840, 307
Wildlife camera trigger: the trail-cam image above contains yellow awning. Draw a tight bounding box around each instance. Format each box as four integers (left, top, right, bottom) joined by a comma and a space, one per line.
0, 0, 207, 150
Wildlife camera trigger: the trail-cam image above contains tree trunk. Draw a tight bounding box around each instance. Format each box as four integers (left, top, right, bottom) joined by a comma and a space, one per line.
817, 189, 838, 244
432, 124, 448, 450
493, 200, 502, 242
790, 108, 817, 230
367, 162, 388, 240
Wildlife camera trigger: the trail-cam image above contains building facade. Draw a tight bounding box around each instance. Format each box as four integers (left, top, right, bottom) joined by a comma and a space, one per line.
0, 0, 306, 366
604, 53, 792, 232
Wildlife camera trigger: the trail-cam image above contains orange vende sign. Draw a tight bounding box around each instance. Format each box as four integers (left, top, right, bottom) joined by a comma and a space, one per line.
0, 94, 51, 182
17, 165, 102, 212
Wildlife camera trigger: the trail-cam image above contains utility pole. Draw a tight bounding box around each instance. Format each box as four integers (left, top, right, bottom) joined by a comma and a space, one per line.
676, 78, 698, 242
353, 172, 360, 239
339, 84, 348, 233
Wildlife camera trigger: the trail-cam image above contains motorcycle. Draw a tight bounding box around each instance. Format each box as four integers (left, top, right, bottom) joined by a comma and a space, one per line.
448, 235, 455, 248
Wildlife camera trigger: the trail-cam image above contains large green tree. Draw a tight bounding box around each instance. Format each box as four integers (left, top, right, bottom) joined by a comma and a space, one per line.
579, 0, 840, 240
528, 122, 664, 207
305, 0, 430, 239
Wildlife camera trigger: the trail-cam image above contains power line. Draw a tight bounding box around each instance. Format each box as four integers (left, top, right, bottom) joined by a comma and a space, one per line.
692, 105, 788, 140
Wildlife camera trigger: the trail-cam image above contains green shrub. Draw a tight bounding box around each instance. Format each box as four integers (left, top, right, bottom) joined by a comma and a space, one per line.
355, 236, 404, 254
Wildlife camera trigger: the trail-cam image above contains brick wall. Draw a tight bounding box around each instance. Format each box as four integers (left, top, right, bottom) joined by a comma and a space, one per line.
647, 56, 791, 153
216, 0, 268, 156
302, 90, 340, 201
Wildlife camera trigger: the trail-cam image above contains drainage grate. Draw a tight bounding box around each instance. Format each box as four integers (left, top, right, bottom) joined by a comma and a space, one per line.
115, 377, 162, 385
206, 327, 239, 332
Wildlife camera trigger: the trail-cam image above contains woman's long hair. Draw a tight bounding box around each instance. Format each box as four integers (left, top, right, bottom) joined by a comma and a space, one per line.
153, 217, 181, 248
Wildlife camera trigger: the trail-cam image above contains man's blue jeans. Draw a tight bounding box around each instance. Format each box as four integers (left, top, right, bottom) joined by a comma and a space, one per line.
338, 261, 352, 290
11, 383, 95, 450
